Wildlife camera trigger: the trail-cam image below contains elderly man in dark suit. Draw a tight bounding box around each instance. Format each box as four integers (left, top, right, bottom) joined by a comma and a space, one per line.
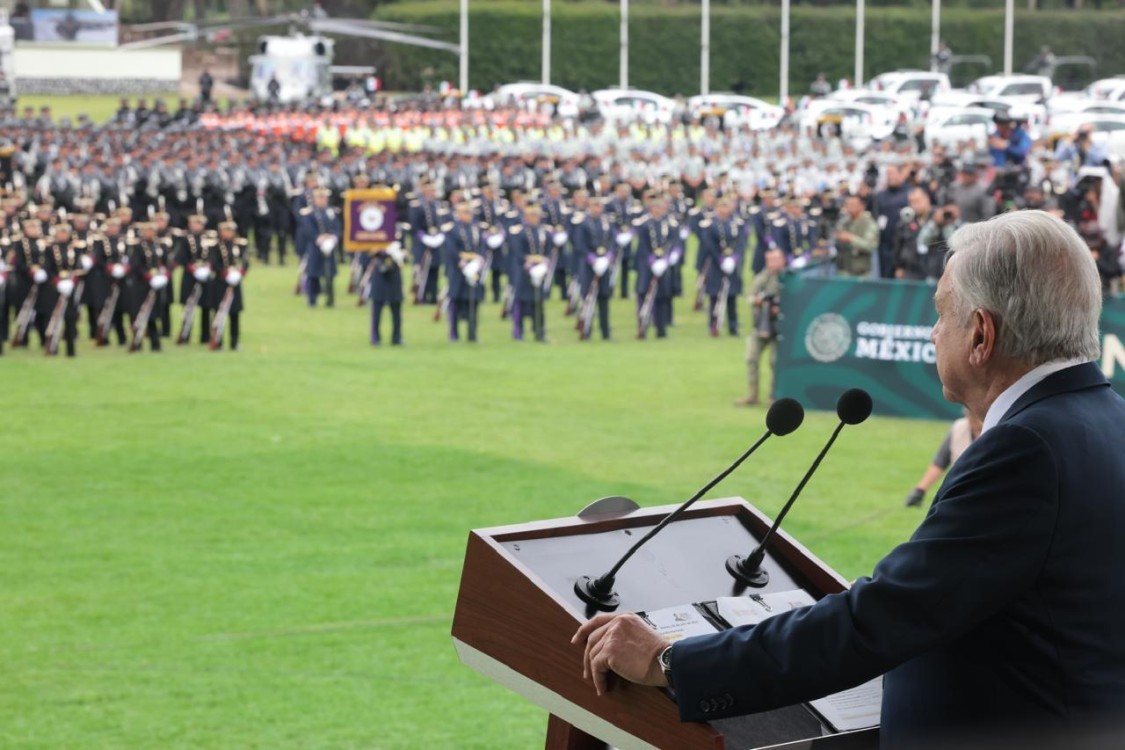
573, 210, 1125, 748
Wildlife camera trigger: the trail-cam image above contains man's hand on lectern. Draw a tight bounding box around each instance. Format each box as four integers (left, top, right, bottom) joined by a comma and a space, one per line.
571, 613, 670, 696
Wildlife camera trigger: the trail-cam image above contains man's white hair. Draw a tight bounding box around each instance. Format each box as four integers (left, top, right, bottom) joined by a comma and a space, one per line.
945, 210, 1102, 365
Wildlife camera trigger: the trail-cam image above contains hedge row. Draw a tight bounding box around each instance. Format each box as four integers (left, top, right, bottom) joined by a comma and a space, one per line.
367, 1, 1125, 97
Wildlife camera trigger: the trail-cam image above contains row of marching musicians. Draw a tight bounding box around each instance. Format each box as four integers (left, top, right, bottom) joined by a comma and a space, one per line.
340, 181, 755, 345
0, 202, 249, 357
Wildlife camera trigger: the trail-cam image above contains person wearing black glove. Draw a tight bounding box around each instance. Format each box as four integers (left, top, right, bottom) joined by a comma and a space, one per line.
905, 411, 981, 507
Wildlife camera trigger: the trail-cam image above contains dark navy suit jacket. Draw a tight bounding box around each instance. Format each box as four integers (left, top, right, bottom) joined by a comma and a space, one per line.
670, 363, 1125, 747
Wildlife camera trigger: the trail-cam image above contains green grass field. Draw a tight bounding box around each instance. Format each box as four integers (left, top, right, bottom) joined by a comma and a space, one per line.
1, 259, 948, 749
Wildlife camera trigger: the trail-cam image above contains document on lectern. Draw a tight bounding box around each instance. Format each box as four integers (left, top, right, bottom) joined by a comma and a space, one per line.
638, 603, 721, 642
708, 589, 882, 733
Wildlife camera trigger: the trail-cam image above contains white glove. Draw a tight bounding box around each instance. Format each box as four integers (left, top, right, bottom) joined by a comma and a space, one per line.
593, 256, 610, 277
486, 232, 505, 250
462, 257, 483, 281
0, 272, 5, 289
111, 263, 127, 279
150, 273, 169, 290
422, 232, 446, 249
387, 242, 405, 265
57, 278, 75, 298
720, 256, 737, 275
669, 249, 682, 265
552, 231, 569, 247
651, 258, 668, 278
80, 254, 94, 271
225, 269, 243, 286
528, 262, 549, 286
318, 235, 338, 256
33, 267, 49, 284
791, 254, 809, 269
193, 265, 212, 282
615, 231, 633, 247
679, 227, 690, 241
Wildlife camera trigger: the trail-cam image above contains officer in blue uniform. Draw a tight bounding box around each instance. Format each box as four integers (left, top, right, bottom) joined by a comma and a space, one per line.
474, 180, 507, 303
575, 197, 615, 341
607, 182, 637, 300
700, 196, 746, 337
770, 197, 820, 266
299, 188, 341, 308
443, 201, 487, 343
633, 195, 681, 339
369, 225, 407, 346
407, 179, 446, 304
507, 203, 550, 342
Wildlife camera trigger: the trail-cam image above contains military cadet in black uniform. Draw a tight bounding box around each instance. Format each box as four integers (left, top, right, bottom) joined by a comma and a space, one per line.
541, 178, 571, 301
175, 211, 213, 344
207, 219, 249, 351
126, 221, 169, 353
575, 197, 615, 340
10, 218, 49, 348
444, 201, 487, 343
89, 215, 129, 346
44, 222, 84, 357
507, 203, 550, 342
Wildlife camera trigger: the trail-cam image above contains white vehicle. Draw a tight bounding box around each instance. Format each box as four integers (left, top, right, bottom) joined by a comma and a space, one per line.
1045, 112, 1125, 144
923, 107, 995, 151
965, 75, 1053, 103
927, 93, 1047, 140
1047, 96, 1125, 118
1081, 77, 1125, 102
799, 96, 898, 137
810, 102, 896, 144
687, 93, 784, 130
486, 82, 582, 118
592, 88, 676, 125
249, 35, 334, 104
868, 70, 951, 101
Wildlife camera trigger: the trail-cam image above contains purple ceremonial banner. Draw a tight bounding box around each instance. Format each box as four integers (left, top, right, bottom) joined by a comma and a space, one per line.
344, 188, 397, 252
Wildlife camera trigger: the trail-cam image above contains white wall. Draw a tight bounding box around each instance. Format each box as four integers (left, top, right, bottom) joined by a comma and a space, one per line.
14, 44, 181, 82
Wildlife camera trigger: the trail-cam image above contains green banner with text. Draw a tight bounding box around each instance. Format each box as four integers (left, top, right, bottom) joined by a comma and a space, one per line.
774, 273, 1125, 421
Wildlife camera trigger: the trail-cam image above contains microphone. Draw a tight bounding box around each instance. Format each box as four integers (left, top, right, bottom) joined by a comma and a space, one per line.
574, 398, 805, 611
726, 389, 873, 588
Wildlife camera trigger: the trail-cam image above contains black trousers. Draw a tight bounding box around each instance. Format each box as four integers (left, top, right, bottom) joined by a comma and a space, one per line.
619, 259, 631, 299
308, 276, 335, 307
450, 299, 478, 342
254, 213, 273, 263
642, 297, 671, 339
708, 294, 740, 335
490, 268, 503, 303
513, 298, 545, 341
595, 296, 610, 340
372, 300, 402, 344
213, 312, 240, 350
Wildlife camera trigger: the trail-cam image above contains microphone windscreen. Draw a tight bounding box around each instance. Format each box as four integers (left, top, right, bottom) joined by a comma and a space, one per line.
837, 389, 874, 425
766, 398, 805, 436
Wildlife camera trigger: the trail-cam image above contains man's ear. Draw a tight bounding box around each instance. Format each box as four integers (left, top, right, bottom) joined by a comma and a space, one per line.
968, 308, 998, 367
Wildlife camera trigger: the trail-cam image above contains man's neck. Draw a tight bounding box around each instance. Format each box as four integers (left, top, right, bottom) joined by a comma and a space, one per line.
966, 359, 1035, 423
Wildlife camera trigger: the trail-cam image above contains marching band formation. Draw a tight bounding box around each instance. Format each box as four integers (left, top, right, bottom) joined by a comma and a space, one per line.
1, 94, 1117, 358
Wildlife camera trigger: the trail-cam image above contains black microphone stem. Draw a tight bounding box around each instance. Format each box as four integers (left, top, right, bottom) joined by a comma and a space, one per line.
741, 420, 846, 573
593, 429, 774, 589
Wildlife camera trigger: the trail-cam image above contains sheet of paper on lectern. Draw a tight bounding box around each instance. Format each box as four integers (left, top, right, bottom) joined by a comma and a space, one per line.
806, 678, 883, 733
640, 603, 720, 642
714, 588, 817, 627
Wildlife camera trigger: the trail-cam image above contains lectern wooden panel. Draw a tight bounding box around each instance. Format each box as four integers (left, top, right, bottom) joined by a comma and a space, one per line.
451, 497, 879, 750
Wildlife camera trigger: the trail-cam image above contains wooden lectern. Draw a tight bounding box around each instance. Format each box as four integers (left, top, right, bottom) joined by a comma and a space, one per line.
452, 497, 880, 750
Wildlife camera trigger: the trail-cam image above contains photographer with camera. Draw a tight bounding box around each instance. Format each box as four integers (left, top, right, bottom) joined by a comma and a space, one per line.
892, 188, 952, 282
987, 113, 1031, 168
1054, 125, 1110, 172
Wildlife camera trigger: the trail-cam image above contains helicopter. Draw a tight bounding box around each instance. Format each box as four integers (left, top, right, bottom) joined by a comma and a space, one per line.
120, 10, 460, 104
